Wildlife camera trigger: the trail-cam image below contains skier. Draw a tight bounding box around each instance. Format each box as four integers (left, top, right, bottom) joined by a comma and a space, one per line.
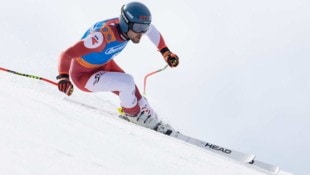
56, 2, 179, 132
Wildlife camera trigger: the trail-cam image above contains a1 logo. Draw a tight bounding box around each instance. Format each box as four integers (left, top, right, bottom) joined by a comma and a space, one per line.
83, 32, 103, 49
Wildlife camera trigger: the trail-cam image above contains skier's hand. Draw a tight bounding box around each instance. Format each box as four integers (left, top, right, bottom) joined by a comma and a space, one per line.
165, 52, 179, 67
161, 47, 179, 67
56, 74, 73, 96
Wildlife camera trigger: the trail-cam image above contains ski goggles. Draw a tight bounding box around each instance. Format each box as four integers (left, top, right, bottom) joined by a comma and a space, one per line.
129, 22, 150, 33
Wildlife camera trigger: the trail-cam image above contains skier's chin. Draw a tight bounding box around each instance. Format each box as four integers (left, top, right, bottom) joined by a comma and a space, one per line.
130, 38, 141, 43
127, 30, 142, 44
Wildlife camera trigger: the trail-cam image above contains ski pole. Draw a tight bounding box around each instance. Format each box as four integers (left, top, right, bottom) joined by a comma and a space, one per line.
143, 64, 168, 96
0, 66, 57, 86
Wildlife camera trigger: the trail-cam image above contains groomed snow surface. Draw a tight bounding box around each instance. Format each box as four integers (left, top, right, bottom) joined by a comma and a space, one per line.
0, 73, 293, 175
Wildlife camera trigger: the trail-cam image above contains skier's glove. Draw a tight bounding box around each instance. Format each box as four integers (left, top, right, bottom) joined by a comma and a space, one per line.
161, 47, 179, 68
56, 74, 73, 96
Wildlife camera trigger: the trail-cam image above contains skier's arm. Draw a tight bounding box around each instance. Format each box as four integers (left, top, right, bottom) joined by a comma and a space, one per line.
57, 32, 106, 96
146, 24, 179, 67
58, 41, 85, 75
58, 32, 106, 75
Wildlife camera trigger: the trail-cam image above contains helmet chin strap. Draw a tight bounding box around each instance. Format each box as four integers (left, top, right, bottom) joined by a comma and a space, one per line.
120, 32, 130, 41
117, 24, 130, 41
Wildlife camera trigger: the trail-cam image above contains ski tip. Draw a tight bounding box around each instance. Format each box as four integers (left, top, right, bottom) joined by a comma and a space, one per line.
251, 160, 281, 174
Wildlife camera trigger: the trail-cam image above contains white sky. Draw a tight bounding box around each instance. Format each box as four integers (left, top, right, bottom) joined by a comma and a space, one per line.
0, 0, 309, 174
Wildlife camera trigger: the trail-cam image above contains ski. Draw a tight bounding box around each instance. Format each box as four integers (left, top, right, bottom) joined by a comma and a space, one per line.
159, 124, 280, 174
167, 130, 280, 174
168, 131, 256, 163
251, 160, 280, 174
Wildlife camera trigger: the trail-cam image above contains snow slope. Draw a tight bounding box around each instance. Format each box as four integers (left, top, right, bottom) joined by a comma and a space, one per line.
0, 73, 292, 175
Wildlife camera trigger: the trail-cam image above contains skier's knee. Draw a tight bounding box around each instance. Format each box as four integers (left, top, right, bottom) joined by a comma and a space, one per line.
120, 74, 135, 91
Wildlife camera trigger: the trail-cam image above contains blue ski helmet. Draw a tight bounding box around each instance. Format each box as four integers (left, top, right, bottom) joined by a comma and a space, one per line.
119, 2, 152, 33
